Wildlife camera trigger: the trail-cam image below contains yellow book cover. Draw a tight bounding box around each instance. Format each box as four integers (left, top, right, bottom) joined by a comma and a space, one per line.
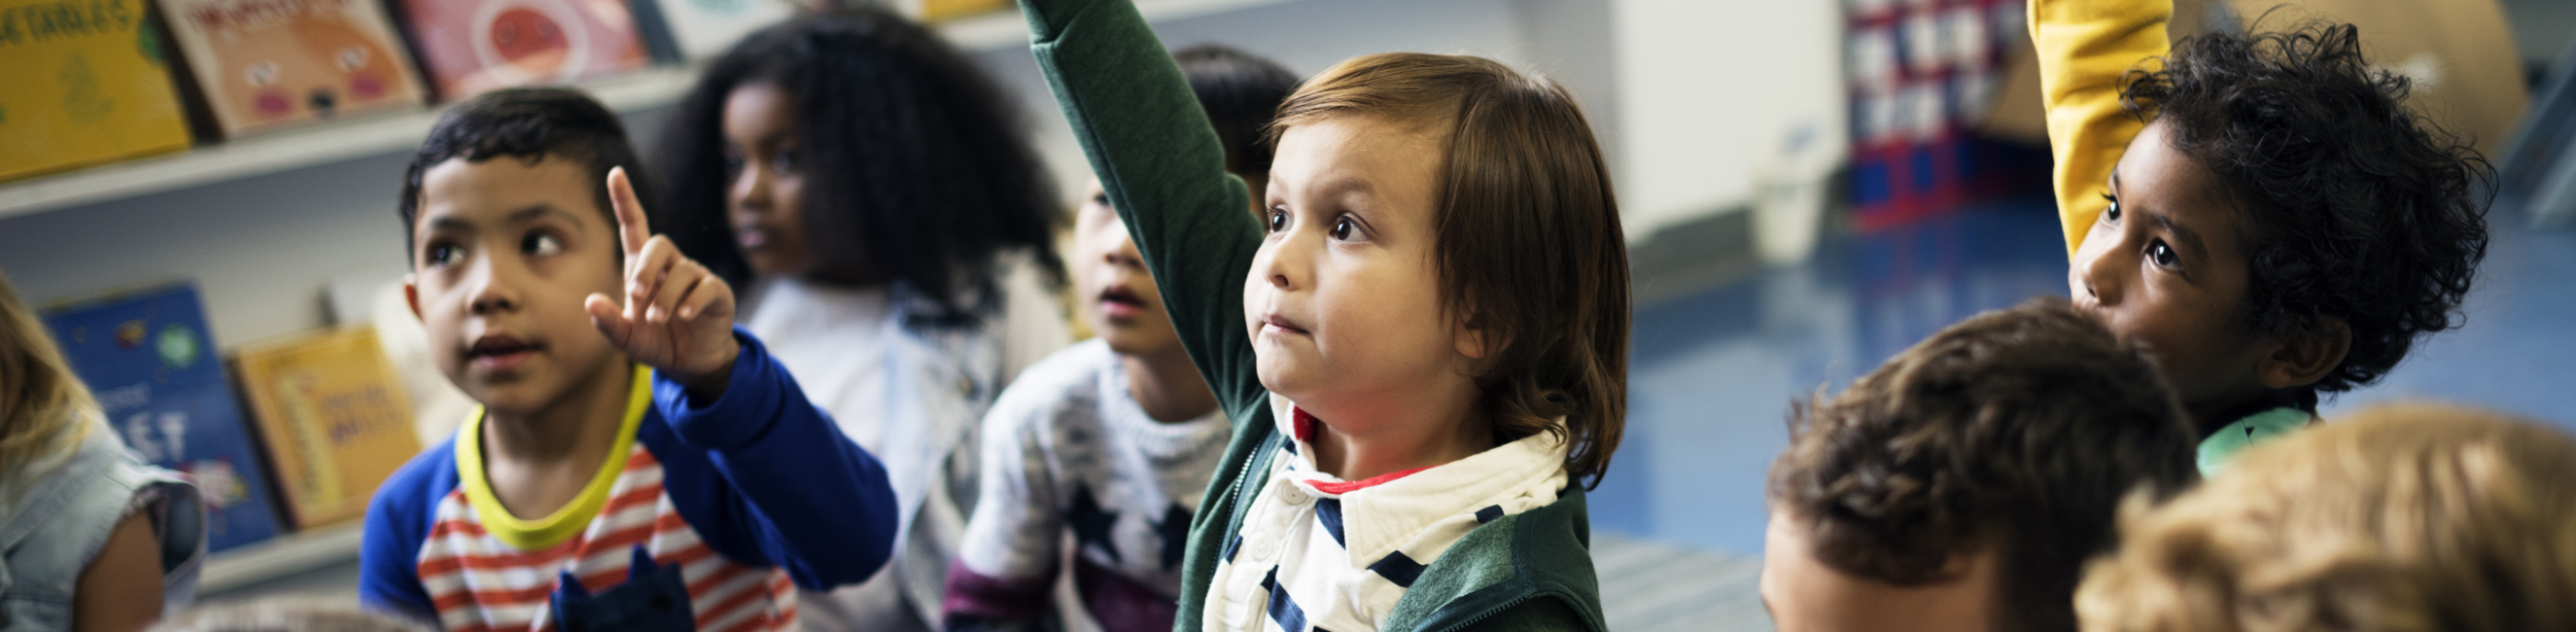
231, 325, 421, 529
158, 0, 430, 138
0, 0, 195, 182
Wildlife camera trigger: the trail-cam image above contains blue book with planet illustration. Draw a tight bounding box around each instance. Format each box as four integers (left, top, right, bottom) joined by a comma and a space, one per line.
45, 282, 283, 553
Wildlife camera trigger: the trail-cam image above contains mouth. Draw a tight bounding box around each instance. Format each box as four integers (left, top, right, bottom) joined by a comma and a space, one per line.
735, 224, 772, 251
1097, 285, 1148, 320
467, 333, 543, 370
1258, 313, 1308, 336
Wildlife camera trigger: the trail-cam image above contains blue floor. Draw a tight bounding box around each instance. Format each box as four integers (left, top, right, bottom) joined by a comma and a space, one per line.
1592, 194, 2576, 556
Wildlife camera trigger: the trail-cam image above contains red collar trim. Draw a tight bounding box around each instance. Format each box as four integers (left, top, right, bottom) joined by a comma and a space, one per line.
1308, 466, 1431, 495
1292, 405, 1319, 442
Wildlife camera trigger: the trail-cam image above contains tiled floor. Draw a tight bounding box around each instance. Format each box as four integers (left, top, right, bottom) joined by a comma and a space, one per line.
1589, 194, 2576, 557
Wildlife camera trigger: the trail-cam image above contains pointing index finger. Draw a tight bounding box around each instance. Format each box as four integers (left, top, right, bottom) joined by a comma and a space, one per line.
609, 166, 650, 259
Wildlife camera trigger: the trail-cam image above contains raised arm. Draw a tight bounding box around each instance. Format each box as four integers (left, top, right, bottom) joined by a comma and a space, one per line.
2030, 0, 2172, 257
1018, 0, 1269, 415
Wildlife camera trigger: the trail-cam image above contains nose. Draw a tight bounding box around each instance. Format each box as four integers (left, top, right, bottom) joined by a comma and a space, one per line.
1255, 233, 1306, 292
730, 162, 771, 217
464, 251, 522, 316
2071, 243, 2123, 309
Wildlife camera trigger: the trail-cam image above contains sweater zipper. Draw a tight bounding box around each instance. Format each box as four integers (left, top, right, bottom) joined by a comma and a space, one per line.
1440, 595, 1536, 632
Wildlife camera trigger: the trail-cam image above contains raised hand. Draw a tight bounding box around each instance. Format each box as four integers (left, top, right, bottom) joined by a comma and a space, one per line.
585, 167, 742, 398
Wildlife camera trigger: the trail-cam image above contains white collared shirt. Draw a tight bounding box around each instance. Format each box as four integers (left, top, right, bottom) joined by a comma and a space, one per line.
1201, 396, 1571, 632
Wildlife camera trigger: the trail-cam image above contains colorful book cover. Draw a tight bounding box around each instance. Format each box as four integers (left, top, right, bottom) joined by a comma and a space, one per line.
229, 326, 421, 530
640, 0, 789, 60
157, 0, 429, 139
43, 282, 284, 552
0, 0, 195, 182
392, 0, 649, 100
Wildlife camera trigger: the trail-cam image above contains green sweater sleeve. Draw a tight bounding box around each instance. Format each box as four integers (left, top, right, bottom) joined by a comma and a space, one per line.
1019, 0, 1270, 419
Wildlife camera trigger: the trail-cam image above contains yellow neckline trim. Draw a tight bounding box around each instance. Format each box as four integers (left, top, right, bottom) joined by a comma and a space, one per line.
455, 366, 651, 551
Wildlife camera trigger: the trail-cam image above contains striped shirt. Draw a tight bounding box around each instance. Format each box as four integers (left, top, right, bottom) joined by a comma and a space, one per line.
362, 333, 902, 630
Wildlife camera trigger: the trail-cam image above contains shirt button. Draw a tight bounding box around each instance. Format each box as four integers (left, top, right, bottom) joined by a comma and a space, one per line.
1247, 538, 1275, 561
1280, 486, 1309, 505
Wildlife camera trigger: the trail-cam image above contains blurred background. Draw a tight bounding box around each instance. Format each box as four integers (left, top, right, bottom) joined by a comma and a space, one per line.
4, 0, 2573, 629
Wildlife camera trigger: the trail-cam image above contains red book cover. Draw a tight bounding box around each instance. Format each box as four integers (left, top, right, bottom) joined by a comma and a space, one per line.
395, 0, 648, 100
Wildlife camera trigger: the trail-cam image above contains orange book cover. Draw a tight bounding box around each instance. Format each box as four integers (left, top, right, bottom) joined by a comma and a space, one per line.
394, 0, 648, 100
0, 0, 194, 182
158, 0, 429, 138
231, 325, 422, 529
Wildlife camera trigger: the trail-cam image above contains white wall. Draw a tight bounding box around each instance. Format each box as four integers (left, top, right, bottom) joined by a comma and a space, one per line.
1611, 0, 1846, 240
0, 0, 1829, 347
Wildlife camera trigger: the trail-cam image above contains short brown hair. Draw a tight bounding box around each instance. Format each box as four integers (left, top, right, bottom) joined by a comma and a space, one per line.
2077, 403, 2576, 632
1270, 53, 1629, 488
1768, 298, 2198, 632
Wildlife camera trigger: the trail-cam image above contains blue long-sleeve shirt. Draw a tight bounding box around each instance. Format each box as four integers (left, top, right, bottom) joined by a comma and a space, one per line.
359, 328, 898, 630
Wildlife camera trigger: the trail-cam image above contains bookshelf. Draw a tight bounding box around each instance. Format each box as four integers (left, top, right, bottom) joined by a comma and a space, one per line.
0, 0, 1295, 222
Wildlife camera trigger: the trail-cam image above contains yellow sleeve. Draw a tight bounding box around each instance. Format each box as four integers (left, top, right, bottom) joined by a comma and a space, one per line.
2030, 0, 2172, 259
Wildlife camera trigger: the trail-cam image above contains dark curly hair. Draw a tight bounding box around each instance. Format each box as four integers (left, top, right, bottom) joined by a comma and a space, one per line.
2120, 22, 2491, 394
1770, 298, 2199, 632
652, 7, 1061, 326
399, 88, 652, 262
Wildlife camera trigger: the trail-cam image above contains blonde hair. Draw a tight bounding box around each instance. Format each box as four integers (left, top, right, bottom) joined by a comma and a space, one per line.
2075, 402, 2576, 632
0, 269, 96, 481
1270, 53, 1630, 488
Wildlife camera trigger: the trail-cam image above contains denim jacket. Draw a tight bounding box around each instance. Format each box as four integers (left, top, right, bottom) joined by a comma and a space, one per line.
0, 416, 205, 631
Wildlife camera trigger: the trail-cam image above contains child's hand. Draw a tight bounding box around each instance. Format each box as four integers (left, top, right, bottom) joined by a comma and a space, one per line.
585, 167, 741, 399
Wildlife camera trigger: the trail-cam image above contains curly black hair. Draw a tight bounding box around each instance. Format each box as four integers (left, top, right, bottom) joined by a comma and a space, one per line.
1771, 298, 2198, 632
399, 88, 653, 262
652, 7, 1061, 326
2120, 22, 2491, 394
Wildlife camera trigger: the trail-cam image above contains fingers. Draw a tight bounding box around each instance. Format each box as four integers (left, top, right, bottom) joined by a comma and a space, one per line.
625, 235, 680, 322
609, 167, 650, 260
585, 293, 632, 344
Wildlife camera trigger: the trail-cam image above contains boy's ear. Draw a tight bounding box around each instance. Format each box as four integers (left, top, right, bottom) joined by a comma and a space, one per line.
403, 274, 424, 322
2257, 315, 2350, 389
1454, 323, 1492, 361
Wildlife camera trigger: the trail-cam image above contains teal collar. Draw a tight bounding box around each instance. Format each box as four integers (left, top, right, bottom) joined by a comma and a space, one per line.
2196, 407, 2313, 476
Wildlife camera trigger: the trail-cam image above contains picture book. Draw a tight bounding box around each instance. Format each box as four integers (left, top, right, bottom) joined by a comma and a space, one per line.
157, 0, 429, 138
230, 325, 421, 530
0, 0, 195, 182
44, 282, 284, 552
392, 0, 649, 100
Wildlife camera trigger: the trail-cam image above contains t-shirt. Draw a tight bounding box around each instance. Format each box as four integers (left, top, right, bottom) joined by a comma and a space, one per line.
945, 339, 1230, 632
359, 332, 900, 631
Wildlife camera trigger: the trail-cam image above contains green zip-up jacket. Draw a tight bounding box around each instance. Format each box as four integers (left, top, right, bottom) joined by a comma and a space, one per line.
1014, 1, 1609, 630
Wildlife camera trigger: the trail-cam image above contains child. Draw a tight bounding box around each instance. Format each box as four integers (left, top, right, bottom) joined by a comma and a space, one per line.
358, 88, 899, 631
0, 268, 204, 632
2032, 0, 2490, 473
1017, 0, 1631, 629
941, 45, 1298, 632
2076, 402, 2576, 632
1760, 299, 2199, 632
647, 10, 1070, 627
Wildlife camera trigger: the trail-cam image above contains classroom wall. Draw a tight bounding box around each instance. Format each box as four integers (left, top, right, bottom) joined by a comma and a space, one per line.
0, 0, 1806, 349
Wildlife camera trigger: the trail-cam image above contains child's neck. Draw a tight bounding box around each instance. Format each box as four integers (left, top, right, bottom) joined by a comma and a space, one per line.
1303, 384, 1494, 482
1123, 346, 1217, 423
479, 361, 634, 518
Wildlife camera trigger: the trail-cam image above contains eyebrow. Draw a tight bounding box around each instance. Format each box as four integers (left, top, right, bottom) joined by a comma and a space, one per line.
2144, 207, 2210, 263
423, 203, 584, 234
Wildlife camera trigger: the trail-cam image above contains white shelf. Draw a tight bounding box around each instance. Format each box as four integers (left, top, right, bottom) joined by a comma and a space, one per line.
199, 523, 366, 594
0, 0, 1296, 222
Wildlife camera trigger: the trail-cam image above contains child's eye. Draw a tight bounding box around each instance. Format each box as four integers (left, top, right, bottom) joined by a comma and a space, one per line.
1092, 192, 1111, 208
524, 232, 565, 257
722, 151, 746, 182
772, 148, 799, 174
2102, 193, 2122, 224
425, 243, 464, 266
1266, 207, 1288, 233
2148, 239, 2179, 268
1329, 216, 1368, 241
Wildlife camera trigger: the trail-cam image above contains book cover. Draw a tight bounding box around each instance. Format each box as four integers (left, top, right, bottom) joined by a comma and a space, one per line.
0, 0, 195, 182
157, 0, 429, 139
639, 0, 789, 60
43, 282, 284, 552
229, 326, 421, 529
392, 0, 649, 100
